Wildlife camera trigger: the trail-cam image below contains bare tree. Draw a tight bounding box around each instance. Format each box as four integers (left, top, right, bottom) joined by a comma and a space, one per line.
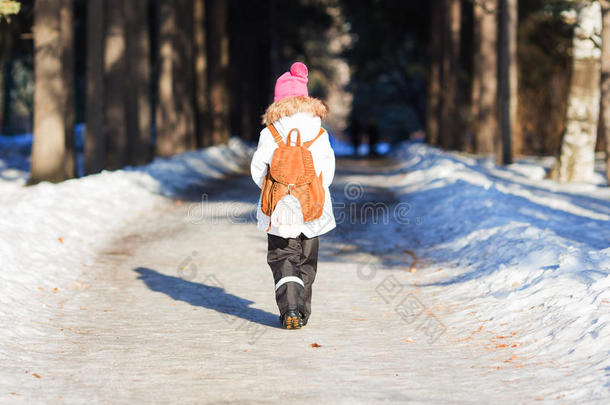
156, 0, 195, 157
30, 0, 75, 184
104, 0, 127, 170
498, 0, 518, 164
439, 0, 461, 150
84, 0, 105, 174
553, 2, 601, 183
600, 0, 610, 183
209, 0, 230, 144
426, 0, 442, 146
193, 0, 211, 147
473, 0, 499, 156
124, 0, 151, 165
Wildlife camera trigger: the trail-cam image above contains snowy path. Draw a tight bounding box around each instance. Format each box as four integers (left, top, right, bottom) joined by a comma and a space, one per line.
2, 146, 609, 404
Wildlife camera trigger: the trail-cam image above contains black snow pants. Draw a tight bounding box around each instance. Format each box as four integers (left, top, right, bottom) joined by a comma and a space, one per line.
267, 233, 319, 323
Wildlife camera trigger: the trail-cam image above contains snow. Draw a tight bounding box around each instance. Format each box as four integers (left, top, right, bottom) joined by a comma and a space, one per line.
0, 137, 253, 339
0, 136, 609, 401
387, 142, 610, 401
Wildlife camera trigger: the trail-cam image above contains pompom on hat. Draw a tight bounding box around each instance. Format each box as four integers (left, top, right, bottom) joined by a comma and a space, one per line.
273, 62, 309, 102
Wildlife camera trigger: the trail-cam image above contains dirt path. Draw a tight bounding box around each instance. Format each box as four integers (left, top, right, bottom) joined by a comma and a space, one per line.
5, 157, 554, 404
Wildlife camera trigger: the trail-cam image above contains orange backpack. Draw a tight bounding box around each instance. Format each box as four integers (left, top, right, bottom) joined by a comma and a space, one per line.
260, 124, 326, 229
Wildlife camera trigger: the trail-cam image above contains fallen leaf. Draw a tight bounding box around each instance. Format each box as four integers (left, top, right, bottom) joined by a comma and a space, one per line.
404, 338, 413, 343
32, 373, 41, 379
53, 288, 58, 293
310, 343, 322, 348
512, 282, 519, 287
496, 335, 506, 339
512, 344, 518, 348
243, 349, 248, 352
496, 344, 508, 348
175, 200, 183, 206
58, 237, 63, 244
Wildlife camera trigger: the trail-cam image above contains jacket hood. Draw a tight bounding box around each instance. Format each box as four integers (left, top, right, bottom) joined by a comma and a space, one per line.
262, 96, 328, 125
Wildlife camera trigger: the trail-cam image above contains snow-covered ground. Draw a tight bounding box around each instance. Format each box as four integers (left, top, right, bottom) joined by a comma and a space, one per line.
388, 143, 610, 401
0, 136, 609, 402
0, 138, 253, 339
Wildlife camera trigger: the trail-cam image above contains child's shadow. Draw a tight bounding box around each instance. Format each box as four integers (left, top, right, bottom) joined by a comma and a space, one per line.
133, 267, 281, 328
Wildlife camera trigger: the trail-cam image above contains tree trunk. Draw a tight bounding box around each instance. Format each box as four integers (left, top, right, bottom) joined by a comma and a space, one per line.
426, 0, 442, 145
104, 0, 127, 170
84, 0, 105, 174
2, 60, 13, 133
474, 0, 499, 156
156, 0, 194, 157
439, 0, 461, 150
60, 0, 76, 178
124, 0, 151, 165
30, 0, 74, 184
498, 0, 517, 165
601, 1, 610, 184
193, 0, 210, 147
175, 0, 196, 150
553, 2, 601, 183
208, 0, 230, 144
469, 0, 482, 153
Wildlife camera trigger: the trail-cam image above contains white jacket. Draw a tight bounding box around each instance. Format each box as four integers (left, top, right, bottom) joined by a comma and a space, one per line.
250, 112, 336, 237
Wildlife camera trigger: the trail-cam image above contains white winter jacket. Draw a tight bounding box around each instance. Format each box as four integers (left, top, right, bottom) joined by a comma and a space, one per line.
250, 112, 336, 237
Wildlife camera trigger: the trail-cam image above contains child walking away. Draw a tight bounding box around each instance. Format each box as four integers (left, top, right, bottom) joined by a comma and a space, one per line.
251, 62, 336, 329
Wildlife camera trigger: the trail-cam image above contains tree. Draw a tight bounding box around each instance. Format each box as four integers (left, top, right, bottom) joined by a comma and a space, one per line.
208, 0, 230, 144
439, 0, 461, 150
553, 1, 601, 183
473, 0, 499, 155
193, 0, 210, 147
498, 0, 518, 164
84, 0, 105, 174
156, 0, 195, 157
600, 0, 610, 183
103, 0, 127, 170
124, 0, 151, 165
30, 0, 75, 184
426, 0, 442, 146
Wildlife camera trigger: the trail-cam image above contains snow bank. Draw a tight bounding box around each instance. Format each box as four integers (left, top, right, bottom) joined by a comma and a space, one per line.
390, 142, 610, 401
0, 138, 253, 339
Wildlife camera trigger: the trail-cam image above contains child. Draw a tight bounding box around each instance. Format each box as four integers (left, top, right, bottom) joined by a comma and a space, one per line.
250, 62, 336, 329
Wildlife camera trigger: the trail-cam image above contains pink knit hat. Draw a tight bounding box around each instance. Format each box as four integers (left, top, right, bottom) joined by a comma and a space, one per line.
273, 62, 309, 102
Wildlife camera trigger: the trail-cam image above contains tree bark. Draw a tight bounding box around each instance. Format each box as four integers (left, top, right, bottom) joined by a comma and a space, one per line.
426, 0, 442, 146
208, 0, 230, 145
84, 0, 105, 174
474, 0, 499, 156
156, 0, 194, 157
60, 0, 76, 178
601, 1, 610, 184
104, 0, 127, 170
124, 0, 151, 165
193, 0, 210, 147
553, 2, 601, 183
175, 0, 196, 150
30, 0, 74, 184
469, 0, 482, 153
498, 0, 518, 164
439, 0, 461, 150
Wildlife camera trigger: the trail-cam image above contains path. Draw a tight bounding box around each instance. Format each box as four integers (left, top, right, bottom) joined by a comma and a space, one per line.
5, 157, 572, 404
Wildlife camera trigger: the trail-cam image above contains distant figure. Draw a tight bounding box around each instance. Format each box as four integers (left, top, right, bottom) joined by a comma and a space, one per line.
250, 62, 336, 330
349, 117, 361, 156
367, 120, 379, 156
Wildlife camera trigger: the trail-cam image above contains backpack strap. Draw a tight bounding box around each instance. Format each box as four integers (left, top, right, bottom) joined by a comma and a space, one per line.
303, 128, 326, 149
267, 124, 284, 147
